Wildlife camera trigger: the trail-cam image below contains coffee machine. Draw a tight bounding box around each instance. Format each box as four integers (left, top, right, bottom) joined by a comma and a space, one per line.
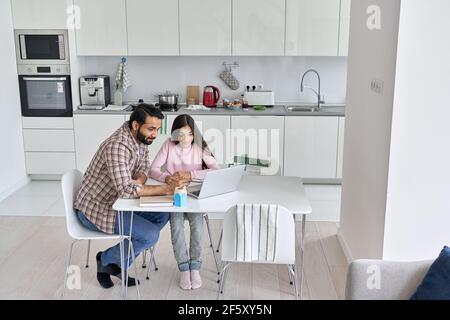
79, 76, 111, 109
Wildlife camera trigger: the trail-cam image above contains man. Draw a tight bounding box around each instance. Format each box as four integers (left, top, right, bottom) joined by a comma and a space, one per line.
74, 104, 181, 288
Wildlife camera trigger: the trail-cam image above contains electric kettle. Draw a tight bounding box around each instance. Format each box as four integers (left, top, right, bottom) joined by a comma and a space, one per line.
203, 85, 221, 107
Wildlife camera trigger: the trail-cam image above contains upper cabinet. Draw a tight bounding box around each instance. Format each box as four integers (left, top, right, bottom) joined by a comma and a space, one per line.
179, 0, 232, 56
127, 0, 179, 56
11, 0, 70, 29
74, 0, 127, 56
232, 0, 286, 56
69, 0, 350, 56
286, 0, 341, 56
338, 0, 351, 56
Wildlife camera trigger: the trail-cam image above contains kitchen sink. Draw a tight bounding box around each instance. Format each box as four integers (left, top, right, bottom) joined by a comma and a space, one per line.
285, 104, 345, 113
286, 106, 318, 112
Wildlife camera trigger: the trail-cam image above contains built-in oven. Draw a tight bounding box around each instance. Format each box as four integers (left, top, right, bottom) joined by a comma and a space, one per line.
14, 29, 69, 65
19, 74, 73, 117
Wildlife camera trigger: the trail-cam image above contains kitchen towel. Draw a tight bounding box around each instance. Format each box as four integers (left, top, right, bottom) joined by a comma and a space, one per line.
235, 203, 278, 262
115, 57, 131, 92
220, 68, 240, 90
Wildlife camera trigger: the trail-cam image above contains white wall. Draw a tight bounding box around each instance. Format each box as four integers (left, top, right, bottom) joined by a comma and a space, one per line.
0, 0, 28, 201
338, 0, 401, 260
383, 0, 450, 261
78, 56, 348, 104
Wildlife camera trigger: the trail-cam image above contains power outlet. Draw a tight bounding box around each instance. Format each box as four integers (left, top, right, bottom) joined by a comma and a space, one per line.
371, 79, 384, 94
244, 83, 264, 91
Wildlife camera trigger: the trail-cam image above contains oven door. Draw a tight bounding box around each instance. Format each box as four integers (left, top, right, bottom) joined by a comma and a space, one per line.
19, 75, 73, 117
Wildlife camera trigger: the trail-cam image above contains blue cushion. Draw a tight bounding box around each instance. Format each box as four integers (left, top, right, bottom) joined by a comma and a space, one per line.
410, 246, 450, 300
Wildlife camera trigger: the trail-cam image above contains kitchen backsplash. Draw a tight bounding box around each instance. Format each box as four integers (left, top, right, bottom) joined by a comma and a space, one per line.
79, 56, 347, 104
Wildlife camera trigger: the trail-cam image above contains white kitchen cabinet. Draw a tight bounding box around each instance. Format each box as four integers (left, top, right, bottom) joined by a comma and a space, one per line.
285, 0, 341, 56
22, 117, 74, 129
74, 114, 126, 172
230, 116, 284, 175
25, 152, 76, 175
179, 0, 232, 56
338, 0, 351, 56
74, 0, 127, 56
336, 117, 345, 178
284, 116, 339, 179
11, 0, 70, 29
23, 129, 75, 152
21, 117, 75, 175
127, 0, 179, 56
232, 0, 285, 56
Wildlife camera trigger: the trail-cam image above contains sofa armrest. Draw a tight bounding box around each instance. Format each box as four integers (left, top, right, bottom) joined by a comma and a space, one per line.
345, 259, 433, 300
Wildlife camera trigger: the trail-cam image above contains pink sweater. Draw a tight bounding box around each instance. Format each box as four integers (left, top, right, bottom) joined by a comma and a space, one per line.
149, 138, 219, 182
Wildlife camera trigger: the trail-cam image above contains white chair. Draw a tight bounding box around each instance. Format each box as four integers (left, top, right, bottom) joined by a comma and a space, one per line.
61, 169, 140, 299
217, 204, 300, 300
214, 157, 272, 254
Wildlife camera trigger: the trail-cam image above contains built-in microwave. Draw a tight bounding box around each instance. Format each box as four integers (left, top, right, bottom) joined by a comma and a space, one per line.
14, 29, 70, 65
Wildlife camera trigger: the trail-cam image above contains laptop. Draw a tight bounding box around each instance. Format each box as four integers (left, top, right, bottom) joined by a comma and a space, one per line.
187, 165, 245, 199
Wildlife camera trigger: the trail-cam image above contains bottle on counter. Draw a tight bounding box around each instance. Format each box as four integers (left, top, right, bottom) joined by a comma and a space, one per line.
114, 85, 123, 106
242, 97, 249, 109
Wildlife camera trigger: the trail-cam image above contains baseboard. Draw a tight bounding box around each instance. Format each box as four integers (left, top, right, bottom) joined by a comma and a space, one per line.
29, 174, 62, 181
337, 229, 353, 264
0, 176, 30, 202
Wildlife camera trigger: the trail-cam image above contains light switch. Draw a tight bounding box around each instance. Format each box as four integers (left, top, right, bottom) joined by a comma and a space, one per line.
371, 79, 384, 94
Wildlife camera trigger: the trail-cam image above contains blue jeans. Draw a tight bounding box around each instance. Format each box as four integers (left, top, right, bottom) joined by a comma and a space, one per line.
170, 212, 203, 271
76, 210, 169, 270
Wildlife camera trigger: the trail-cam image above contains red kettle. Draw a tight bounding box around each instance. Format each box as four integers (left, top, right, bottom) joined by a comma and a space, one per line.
203, 85, 221, 107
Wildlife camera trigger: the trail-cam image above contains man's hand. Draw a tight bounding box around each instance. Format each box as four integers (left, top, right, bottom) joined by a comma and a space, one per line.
133, 172, 147, 185
164, 177, 184, 195
172, 171, 192, 184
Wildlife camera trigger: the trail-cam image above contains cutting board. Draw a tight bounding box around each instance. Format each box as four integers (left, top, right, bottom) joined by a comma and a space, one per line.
186, 85, 200, 104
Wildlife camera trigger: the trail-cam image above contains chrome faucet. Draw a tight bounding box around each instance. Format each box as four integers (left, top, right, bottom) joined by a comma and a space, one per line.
300, 69, 324, 110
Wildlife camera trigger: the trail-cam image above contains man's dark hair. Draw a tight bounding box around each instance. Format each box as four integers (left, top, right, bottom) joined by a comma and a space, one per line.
128, 103, 164, 129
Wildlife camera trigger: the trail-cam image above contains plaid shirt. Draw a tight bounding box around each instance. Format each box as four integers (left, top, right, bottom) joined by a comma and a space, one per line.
74, 122, 150, 234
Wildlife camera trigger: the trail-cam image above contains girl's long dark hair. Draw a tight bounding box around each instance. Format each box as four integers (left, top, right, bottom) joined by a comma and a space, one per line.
171, 114, 213, 168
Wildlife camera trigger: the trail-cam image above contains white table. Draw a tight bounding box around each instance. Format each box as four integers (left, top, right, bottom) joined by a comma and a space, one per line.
112, 175, 312, 299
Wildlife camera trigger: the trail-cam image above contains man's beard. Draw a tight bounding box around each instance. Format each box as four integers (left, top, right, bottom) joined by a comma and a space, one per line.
137, 126, 154, 145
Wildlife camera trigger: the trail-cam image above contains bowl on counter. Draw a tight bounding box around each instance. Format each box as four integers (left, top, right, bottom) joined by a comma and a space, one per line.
226, 103, 242, 111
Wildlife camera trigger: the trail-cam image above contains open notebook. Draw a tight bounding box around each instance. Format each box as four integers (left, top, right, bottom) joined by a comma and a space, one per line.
139, 195, 173, 207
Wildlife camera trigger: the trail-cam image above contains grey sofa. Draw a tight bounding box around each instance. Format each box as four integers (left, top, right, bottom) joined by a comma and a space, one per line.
345, 259, 433, 300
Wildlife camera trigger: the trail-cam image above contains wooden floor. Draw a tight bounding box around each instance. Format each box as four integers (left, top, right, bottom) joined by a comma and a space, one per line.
0, 216, 349, 300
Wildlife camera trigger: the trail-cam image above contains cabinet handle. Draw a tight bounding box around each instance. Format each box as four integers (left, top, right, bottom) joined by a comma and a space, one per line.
23, 77, 67, 81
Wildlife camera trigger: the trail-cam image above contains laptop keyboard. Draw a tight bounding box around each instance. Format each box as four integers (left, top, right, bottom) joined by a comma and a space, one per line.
190, 189, 200, 196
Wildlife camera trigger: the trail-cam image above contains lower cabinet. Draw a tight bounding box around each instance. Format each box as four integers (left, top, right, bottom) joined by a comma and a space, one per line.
284, 116, 340, 179
74, 114, 126, 172
230, 116, 285, 175
71, 113, 344, 180
22, 117, 76, 175
25, 152, 76, 175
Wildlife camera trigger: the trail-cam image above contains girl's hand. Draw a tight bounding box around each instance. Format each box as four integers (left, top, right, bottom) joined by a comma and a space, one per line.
173, 171, 191, 183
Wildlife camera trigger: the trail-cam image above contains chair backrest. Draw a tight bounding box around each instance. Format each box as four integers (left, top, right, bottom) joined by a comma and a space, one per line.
61, 169, 85, 239
221, 204, 296, 265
